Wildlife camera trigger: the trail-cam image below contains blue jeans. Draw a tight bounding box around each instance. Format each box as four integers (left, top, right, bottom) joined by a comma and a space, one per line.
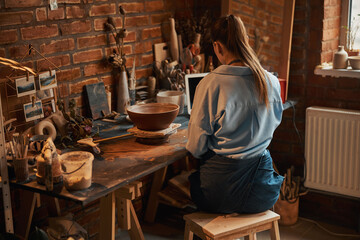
189, 150, 284, 213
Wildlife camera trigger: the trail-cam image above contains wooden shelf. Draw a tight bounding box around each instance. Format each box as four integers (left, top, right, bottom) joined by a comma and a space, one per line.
314, 66, 360, 78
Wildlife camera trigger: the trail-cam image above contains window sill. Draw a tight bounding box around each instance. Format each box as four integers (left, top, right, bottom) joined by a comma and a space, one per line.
314, 66, 360, 78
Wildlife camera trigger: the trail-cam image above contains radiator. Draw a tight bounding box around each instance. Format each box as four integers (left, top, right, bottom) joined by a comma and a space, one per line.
305, 106, 360, 198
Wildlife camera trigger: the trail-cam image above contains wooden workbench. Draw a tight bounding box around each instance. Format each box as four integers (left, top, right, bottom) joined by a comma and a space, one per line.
11, 115, 190, 239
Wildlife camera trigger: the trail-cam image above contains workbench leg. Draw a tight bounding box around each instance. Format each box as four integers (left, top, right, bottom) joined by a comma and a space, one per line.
24, 192, 37, 240
100, 192, 116, 240
128, 202, 145, 240
144, 166, 168, 223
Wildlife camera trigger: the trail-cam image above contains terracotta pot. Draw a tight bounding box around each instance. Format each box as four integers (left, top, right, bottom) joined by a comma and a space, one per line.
347, 50, 360, 56
273, 198, 299, 225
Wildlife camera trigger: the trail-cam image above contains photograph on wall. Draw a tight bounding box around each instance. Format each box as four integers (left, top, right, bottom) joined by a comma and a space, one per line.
36, 88, 54, 100
42, 99, 56, 118
39, 70, 57, 90
15, 75, 36, 97
23, 100, 44, 122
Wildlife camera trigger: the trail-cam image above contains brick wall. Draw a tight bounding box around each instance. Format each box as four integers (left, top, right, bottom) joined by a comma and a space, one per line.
269, 0, 360, 229
0, 0, 182, 122
228, 0, 285, 72
0, 1, 192, 238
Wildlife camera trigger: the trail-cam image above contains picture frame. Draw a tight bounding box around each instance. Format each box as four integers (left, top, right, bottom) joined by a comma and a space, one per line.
15, 75, 36, 97
36, 88, 54, 100
38, 70, 57, 90
23, 100, 44, 122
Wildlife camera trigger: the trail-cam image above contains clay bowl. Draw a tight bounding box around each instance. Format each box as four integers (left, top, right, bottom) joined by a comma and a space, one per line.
126, 103, 179, 131
348, 56, 360, 70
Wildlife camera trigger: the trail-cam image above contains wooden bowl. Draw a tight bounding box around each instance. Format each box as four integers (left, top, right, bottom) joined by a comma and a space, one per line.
348, 56, 360, 70
126, 103, 179, 131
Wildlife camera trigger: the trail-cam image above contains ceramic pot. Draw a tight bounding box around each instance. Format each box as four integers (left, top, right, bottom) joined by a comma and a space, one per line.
169, 18, 179, 62
274, 198, 299, 225
333, 46, 348, 69
116, 68, 130, 114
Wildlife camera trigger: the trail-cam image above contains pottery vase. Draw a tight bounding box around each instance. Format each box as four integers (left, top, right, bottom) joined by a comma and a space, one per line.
116, 68, 130, 114
333, 46, 348, 69
169, 18, 179, 62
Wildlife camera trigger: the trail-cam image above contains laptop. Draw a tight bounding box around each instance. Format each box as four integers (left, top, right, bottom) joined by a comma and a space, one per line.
184, 72, 209, 115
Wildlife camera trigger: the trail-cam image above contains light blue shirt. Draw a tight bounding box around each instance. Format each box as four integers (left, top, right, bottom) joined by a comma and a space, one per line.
186, 65, 283, 159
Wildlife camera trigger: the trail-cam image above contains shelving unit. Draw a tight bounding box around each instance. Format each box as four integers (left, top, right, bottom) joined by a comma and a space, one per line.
314, 66, 360, 78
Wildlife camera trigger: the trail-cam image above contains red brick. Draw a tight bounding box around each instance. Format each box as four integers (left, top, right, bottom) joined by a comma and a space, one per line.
135, 67, 152, 80
0, 11, 33, 26
94, 17, 122, 31
5, 0, 42, 8
36, 7, 47, 21
21, 25, 58, 40
70, 78, 99, 94
60, 20, 91, 35
58, 0, 80, 3
48, 7, 65, 20
37, 54, 70, 71
322, 28, 339, 41
0, 29, 18, 44
84, 62, 111, 76
323, 18, 340, 30
324, 6, 341, 19
73, 49, 103, 64
89, 4, 116, 16
9, 45, 31, 59
142, 27, 161, 40
77, 34, 107, 49
145, 1, 164, 12
66, 6, 86, 19
126, 16, 149, 27
40, 39, 75, 55
266, 3, 283, 16
57, 68, 81, 82
240, 4, 254, 16
0, 48, 5, 57
231, 1, 240, 11
141, 53, 154, 66
321, 39, 338, 52
256, 10, 269, 21
101, 75, 114, 86
327, 88, 360, 101
150, 12, 171, 25
105, 45, 132, 56
135, 41, 152, 54
271, 15, 282, 25
121, 2, 145, 13
109, 31, 136, 44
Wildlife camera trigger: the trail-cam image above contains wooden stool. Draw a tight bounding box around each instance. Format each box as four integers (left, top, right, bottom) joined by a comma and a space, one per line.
183, 210, 280, 240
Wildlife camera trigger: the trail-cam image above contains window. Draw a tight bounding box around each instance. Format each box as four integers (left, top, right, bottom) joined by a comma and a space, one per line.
341, 0, 360, 50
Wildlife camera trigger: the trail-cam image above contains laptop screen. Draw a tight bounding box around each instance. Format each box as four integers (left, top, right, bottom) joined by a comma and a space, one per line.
185, 72, 209, 115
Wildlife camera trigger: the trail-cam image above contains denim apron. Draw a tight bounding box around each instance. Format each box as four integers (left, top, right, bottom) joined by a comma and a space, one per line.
189, 150, 284, 214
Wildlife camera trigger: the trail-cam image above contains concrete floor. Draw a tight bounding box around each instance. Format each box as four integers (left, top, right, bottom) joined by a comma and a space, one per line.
116, 205, 360, 240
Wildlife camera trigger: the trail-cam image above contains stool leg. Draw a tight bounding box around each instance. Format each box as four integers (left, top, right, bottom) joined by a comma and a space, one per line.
184, 222, 194, 240
244, 233, 257, 240
270, 220, 280, 240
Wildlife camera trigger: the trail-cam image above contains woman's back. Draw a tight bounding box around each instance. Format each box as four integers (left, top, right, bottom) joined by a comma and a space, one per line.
186, 65, 283, 160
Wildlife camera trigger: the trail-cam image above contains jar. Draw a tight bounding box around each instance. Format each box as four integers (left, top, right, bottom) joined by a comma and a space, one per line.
333, 46, 348, 69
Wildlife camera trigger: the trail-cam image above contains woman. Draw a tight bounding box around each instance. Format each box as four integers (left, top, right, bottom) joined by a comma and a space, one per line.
186, 15, 284, 214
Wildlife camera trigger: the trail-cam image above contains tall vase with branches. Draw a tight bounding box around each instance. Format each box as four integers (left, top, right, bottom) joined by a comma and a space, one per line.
105, 6, 130, 114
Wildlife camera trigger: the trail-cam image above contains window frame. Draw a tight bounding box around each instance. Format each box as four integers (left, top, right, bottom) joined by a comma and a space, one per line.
340, 0, 350, 49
